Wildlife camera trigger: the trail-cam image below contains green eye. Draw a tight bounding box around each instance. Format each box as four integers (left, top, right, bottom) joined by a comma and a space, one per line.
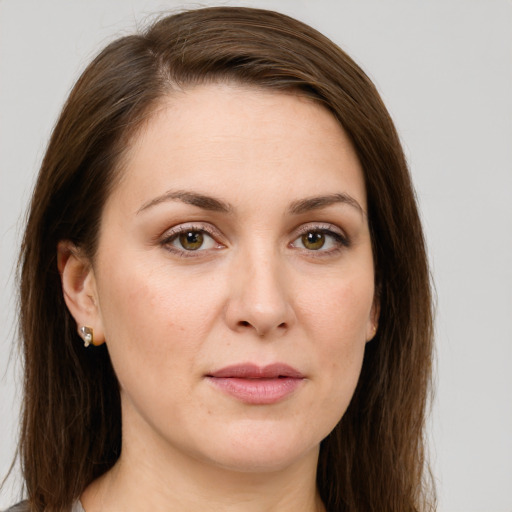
301, 232, 325, 250
291, 226, 349, 254
163, 226, 220, 255
178, 231, 204, 250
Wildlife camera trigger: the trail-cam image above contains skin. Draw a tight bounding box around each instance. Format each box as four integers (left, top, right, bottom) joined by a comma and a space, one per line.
59, 84, 378, 512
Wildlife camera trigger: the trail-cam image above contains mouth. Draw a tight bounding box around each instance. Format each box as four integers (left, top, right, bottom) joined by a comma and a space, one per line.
206, 363, 305, 405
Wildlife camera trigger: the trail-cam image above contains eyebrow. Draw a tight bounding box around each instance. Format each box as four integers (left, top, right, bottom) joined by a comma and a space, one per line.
137, 190, 232, 214
288, 193, 366, 217
137, 190, 365, 217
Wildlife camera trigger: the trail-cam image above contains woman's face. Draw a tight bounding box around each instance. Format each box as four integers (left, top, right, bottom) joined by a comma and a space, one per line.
86, 84, 377, 472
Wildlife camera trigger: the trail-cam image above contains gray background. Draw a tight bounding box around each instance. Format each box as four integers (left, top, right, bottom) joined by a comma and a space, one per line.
1, 1, 511, 510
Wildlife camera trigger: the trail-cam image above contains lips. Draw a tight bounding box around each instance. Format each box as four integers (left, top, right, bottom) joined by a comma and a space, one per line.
206, 363, 305, 405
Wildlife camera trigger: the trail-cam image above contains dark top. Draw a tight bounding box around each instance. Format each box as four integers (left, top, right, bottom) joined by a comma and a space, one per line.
4, 501, 84, 512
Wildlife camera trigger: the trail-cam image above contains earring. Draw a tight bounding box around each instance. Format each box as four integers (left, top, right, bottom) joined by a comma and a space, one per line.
79, 326, 94, 347
367, 324, 378, 342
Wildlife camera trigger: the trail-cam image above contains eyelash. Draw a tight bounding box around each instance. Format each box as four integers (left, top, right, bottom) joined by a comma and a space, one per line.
290, 223, 350, 256
160, 224, 223, 258
159, 223, 350, 258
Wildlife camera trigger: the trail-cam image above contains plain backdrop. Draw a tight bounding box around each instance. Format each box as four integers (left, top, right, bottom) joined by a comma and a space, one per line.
1, 1, 511, 511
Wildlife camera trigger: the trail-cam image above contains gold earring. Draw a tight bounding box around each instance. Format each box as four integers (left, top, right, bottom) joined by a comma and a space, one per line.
367, 324, 378, 342
79, 326, 94, 347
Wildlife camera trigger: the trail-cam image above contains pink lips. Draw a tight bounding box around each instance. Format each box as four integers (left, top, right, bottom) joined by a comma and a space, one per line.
206, 363, 304, 405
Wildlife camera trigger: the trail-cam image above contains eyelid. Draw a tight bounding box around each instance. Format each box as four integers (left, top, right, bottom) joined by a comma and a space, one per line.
160, 222, 226, 256
290, 222, 350, 252
161, 222, 222, 240
293, 222, 348, 241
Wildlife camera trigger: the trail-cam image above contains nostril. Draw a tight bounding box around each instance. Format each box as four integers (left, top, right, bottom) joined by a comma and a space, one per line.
235, 320, 288, 335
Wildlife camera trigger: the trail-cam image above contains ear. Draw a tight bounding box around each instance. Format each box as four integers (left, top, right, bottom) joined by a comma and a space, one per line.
57, 241, 106, 346
366, 293, 380, 342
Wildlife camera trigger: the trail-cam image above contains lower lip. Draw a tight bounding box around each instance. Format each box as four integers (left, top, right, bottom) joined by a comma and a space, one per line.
207, 377, 303, 405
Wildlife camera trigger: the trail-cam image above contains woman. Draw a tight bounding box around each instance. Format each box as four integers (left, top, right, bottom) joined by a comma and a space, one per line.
7, 6, 434, 512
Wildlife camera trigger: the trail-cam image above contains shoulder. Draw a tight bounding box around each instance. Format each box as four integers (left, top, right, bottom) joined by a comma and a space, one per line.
3, 502, 29, 512
3, 501, 83, 512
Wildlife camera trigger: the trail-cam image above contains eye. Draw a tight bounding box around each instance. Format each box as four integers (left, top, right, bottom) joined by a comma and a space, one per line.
161, 226, 221, 255
301, 231, 327, 250
175, 230, 208, 251
291, 226, 349, 253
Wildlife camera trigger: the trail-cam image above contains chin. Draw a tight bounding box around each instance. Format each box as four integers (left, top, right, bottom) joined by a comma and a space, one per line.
210, 448, 319, 474
194, 421, 323, 474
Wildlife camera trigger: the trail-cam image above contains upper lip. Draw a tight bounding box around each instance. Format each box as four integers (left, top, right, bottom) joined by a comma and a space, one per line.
207, 363, 304, 379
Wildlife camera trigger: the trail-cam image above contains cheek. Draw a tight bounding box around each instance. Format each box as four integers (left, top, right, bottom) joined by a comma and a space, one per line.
300, 272, 374, 348
297, 274, 372, 415
94, 255, 223, 381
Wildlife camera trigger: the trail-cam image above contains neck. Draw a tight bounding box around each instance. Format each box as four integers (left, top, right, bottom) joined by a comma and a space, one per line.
81, 403, 325, 512
83, 451, 324, 512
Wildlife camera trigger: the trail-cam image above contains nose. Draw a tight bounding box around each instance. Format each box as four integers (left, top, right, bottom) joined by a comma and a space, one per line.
224, 248, 295, 337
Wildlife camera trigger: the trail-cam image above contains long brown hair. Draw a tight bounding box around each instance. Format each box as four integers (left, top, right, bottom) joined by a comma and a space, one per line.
15, 7, 434, 511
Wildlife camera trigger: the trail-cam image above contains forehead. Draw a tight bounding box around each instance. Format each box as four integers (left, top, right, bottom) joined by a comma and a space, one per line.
109, 83, 366, 213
